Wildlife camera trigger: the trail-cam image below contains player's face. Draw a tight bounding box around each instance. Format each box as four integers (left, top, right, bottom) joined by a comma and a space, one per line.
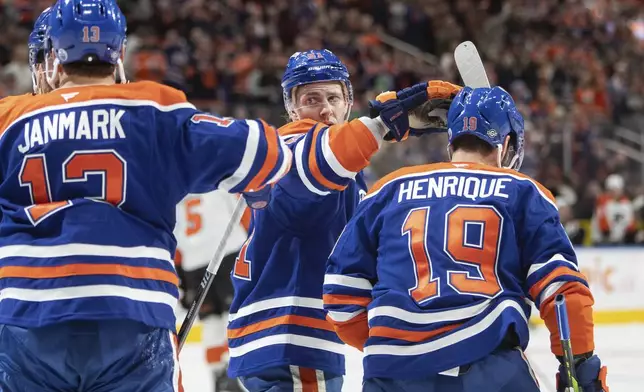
34, 63, 52, 94
293, 82, 348, 125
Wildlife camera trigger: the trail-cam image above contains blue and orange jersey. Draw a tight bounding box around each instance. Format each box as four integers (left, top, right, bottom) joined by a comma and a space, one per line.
323, 162, 594, 379
0, 81, 291, 331
227, 116, 385, 377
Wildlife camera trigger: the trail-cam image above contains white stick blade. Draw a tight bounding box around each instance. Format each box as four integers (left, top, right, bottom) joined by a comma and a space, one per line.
454, 41, 491, 88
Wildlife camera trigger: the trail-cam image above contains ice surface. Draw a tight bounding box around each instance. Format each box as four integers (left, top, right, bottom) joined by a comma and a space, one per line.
179, 324, 644, 391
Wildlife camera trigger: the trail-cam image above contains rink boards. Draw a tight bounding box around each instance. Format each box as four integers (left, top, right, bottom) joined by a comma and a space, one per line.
178, 247, 644, 343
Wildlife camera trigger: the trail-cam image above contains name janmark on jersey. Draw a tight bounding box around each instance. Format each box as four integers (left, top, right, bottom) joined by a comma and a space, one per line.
18, 109, 126, 153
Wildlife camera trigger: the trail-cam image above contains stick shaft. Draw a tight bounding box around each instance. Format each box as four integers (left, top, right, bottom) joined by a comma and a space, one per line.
177, 197, 247, 351
555, 294, 580, 392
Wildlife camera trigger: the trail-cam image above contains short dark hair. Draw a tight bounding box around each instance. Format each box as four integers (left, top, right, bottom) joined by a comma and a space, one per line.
451, 134, 496, 155
62, 60, 116, 78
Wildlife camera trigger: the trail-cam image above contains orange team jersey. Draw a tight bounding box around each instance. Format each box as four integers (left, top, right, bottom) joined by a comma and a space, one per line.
227, 116, 386, 378
323, 162, 594, 379
0, 81, 291, 331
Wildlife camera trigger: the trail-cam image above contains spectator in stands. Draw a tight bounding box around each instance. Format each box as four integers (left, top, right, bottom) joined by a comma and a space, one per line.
592, 174, 637, 244
2, 0, 644, 241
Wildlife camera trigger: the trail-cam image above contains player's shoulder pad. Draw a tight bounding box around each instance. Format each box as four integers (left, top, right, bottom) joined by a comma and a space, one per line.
278, 118, 319, 137
364, 162, 458, 201
124, 80, 189, 105
0, 93, 33, 111
0, 93, 39, 138
468, 164, 556, 206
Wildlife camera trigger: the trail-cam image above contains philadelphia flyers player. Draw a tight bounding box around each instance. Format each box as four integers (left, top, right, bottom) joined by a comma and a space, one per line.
174, 190, 250, 392
324, 86, 609, 392
227, 48, 461, 392
0, 0, 290, 391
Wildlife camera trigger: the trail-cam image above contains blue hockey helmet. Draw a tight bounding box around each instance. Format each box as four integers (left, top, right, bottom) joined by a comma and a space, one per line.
281, 49, 353, 121
29, 7, 51, 69
447, 86, 525, 170
28, 7, 52, 93
46, 0, 127, 86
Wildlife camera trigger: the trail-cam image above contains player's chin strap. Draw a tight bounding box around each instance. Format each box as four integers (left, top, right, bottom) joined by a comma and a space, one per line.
45, 56, 59, 90
31, 70, 39, 94
115, 58, 127, 84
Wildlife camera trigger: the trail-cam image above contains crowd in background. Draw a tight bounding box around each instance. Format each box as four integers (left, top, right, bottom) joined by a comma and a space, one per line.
2, 0, 644, 245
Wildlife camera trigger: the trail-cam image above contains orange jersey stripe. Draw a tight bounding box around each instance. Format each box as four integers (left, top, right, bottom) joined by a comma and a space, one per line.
0, 263, 179, 286
308, 123, 346, 191
0, 81, 188, 138
323, 294, 372, 307
367, 162, 555, 204
369, 322, 462, 343
299, 368, 319, 392
327, 119, 380, 174
528, 266, 587, 302
245, 119, 280, 191
227, 314, 334, 339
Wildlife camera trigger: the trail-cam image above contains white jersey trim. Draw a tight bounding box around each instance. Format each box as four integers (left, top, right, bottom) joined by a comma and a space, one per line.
320, 128, 357, 180
324, 274, 373, 290
0, 284, 177, 308
364, 300, 527, 356
368, 299, 492, 325
527, 253, 578, 279
228, 333, 346, 357
219, 120, 260, 191
0, 243, 173, 265
327, 309, 365, 323
267, 138, 293, 185
229, 296, 323, 322
293, 138, 330, 196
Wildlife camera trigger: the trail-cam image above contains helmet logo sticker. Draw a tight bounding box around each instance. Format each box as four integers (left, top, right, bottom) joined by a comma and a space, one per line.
487, 129, 498, 138
57, 49, 68, 62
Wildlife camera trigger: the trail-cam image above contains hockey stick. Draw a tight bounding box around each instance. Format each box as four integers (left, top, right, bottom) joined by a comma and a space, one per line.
454, 42, 558, 391
177, 197, 247, 351
454, 41, 490, 88
555, 294, 581, 392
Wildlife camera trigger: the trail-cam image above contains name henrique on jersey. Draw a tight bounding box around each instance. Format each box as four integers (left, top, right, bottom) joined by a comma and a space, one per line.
323, 162, 589, 379
0, 81, 291, 332
227, 117, 384, 377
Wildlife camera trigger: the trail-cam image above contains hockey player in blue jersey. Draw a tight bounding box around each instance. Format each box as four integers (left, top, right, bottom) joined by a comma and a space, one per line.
28, 7, 53, 95
0, 0, 291, 391
324, 86, 609, 392
227, 48, 462, 392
